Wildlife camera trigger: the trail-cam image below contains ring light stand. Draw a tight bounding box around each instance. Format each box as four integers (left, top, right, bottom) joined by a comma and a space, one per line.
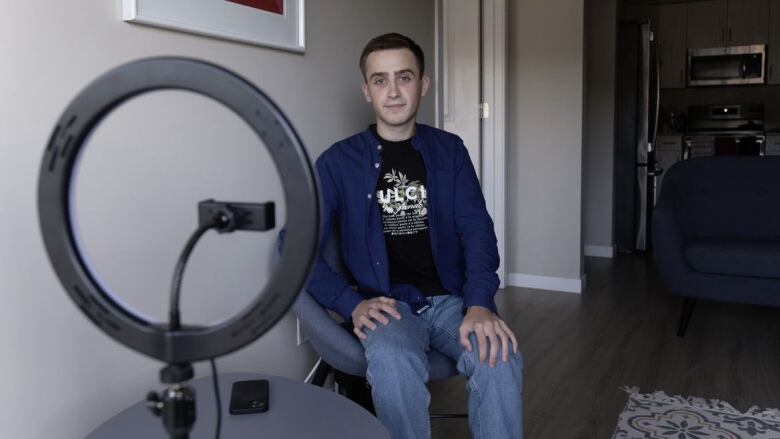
37, 57, 319, 438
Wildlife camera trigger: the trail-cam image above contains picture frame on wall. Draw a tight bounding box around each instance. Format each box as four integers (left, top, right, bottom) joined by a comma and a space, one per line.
122, 0, 305, 53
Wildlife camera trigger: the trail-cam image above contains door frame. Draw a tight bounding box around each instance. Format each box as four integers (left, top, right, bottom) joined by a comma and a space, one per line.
435, 0, 508, 286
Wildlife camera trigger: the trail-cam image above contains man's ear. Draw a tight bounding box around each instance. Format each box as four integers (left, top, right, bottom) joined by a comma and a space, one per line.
421, 74, 431, 97
361, 81, 372, 103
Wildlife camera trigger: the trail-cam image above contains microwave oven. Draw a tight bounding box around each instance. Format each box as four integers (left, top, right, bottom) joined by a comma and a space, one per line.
688, 45, 766, 86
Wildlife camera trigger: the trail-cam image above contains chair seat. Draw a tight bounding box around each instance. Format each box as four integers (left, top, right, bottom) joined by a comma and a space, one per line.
685, 236, 780, 279
428, 349, 460, 379
294, 289, 460, 380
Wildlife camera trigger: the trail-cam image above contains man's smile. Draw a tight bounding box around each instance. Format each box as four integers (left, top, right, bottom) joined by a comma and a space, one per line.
384, 103, 407, 112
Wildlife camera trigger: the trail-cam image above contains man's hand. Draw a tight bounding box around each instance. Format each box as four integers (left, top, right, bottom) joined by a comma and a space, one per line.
351, 297, 402, 340
459, 306, 518, 368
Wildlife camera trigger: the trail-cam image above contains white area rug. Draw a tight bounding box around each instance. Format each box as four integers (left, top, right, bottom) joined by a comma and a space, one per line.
613, 387, 780, 438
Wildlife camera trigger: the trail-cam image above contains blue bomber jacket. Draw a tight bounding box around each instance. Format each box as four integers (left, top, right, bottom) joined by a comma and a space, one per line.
308, 123, 500, 321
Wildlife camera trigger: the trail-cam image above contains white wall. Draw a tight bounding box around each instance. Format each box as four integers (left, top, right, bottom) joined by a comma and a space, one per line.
0, 2, 433, 438
583, 0, 617, 257
507, 0, 586, 292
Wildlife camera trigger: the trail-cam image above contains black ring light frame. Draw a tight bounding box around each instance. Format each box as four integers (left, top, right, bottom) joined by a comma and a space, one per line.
38, 57, 319, 365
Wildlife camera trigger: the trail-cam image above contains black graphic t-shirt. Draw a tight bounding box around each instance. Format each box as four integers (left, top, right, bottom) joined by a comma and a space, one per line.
372, 126, 447, 297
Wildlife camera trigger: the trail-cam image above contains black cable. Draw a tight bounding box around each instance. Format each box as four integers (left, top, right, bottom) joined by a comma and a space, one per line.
210, 358, 222, 439
169, 216, 221, 331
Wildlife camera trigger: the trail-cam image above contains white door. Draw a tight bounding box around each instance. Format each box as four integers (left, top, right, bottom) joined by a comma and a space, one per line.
437, 0, 507, 286
440, 0, 482, 180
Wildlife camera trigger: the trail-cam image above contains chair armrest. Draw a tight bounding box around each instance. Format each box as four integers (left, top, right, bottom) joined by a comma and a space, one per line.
292, 291, 368, 377
652, 201, 693, 296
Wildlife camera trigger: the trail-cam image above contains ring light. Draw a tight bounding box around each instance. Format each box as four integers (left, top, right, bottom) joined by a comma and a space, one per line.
38, 57, 319, 364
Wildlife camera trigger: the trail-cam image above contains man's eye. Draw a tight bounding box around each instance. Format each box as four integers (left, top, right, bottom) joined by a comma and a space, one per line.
401, 76, 412, 82
374, 78, 386, 85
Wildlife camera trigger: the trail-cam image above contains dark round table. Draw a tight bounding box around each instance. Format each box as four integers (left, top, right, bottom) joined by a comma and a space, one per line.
86, 372, 389, 438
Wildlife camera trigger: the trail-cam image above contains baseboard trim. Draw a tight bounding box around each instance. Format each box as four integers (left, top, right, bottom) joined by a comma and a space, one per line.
508, 273, 584, 294
584, 244, 615, 258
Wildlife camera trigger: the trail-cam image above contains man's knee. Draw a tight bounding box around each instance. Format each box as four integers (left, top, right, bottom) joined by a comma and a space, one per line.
364, 333, 408, 362
464, 349, 523, 374
361, 306, 422, 355
459, 334, 523, 377
362, 316, 405, 352
362, 322, 429, 385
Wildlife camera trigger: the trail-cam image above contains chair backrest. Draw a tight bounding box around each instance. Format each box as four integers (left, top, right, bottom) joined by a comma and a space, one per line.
659, 156, 780, 240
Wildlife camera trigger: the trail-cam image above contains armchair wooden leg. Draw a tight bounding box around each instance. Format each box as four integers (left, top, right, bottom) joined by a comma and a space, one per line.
677, 297, 698, 337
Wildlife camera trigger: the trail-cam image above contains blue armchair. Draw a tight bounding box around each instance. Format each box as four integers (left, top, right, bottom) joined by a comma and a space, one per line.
652, 156, 780, 336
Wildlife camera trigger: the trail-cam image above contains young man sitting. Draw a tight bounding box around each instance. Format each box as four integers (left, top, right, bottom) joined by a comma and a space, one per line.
307, 33, 523, 439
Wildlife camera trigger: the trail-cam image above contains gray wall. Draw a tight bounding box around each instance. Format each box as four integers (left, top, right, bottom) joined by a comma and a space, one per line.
507, 0, 586, 287
0, 2, 433, 438
583, 0, 618, 255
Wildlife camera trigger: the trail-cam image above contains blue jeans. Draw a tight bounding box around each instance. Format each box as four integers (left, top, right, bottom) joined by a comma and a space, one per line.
360, 295, 523, 439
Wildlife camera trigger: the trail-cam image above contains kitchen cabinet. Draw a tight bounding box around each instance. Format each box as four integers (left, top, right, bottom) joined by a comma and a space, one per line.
686, 0, 768, 49
656, 135, 684, 153
687, 0, 727, 49
768, 0, 780, 83
657, 3, 687, 88
655, 135, 684, 197
727, 0, 769, 46
766, 134, 780, 155
621, 3, 657, 24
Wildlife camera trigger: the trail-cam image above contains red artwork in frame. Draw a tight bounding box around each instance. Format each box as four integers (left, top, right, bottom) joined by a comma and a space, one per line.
226, 0, 284, 15
123, 0, 304, 52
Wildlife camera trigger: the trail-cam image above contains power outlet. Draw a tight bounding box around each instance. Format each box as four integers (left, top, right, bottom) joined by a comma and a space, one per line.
296, 317, 308, 346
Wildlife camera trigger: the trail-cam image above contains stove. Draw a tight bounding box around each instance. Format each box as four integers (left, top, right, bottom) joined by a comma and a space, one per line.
684, 104, 765, 158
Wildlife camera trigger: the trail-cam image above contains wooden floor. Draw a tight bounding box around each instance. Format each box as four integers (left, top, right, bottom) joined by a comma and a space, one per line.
428, 253, 780, 438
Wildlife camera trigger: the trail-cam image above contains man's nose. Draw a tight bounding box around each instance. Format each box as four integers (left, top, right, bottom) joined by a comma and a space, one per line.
388, 79, 400, 97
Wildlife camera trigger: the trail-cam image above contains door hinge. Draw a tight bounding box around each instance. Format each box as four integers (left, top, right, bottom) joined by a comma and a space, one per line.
480, 102, 490, 119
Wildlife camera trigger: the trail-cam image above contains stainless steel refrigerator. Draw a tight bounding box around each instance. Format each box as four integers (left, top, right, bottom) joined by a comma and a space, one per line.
615, 21, 661, 253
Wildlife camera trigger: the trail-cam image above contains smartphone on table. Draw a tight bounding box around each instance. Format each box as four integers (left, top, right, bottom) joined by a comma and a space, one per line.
229, 379, 269, 415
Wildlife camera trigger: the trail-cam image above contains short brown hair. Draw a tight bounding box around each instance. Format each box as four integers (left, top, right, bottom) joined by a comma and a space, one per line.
359, 33, 425, 79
